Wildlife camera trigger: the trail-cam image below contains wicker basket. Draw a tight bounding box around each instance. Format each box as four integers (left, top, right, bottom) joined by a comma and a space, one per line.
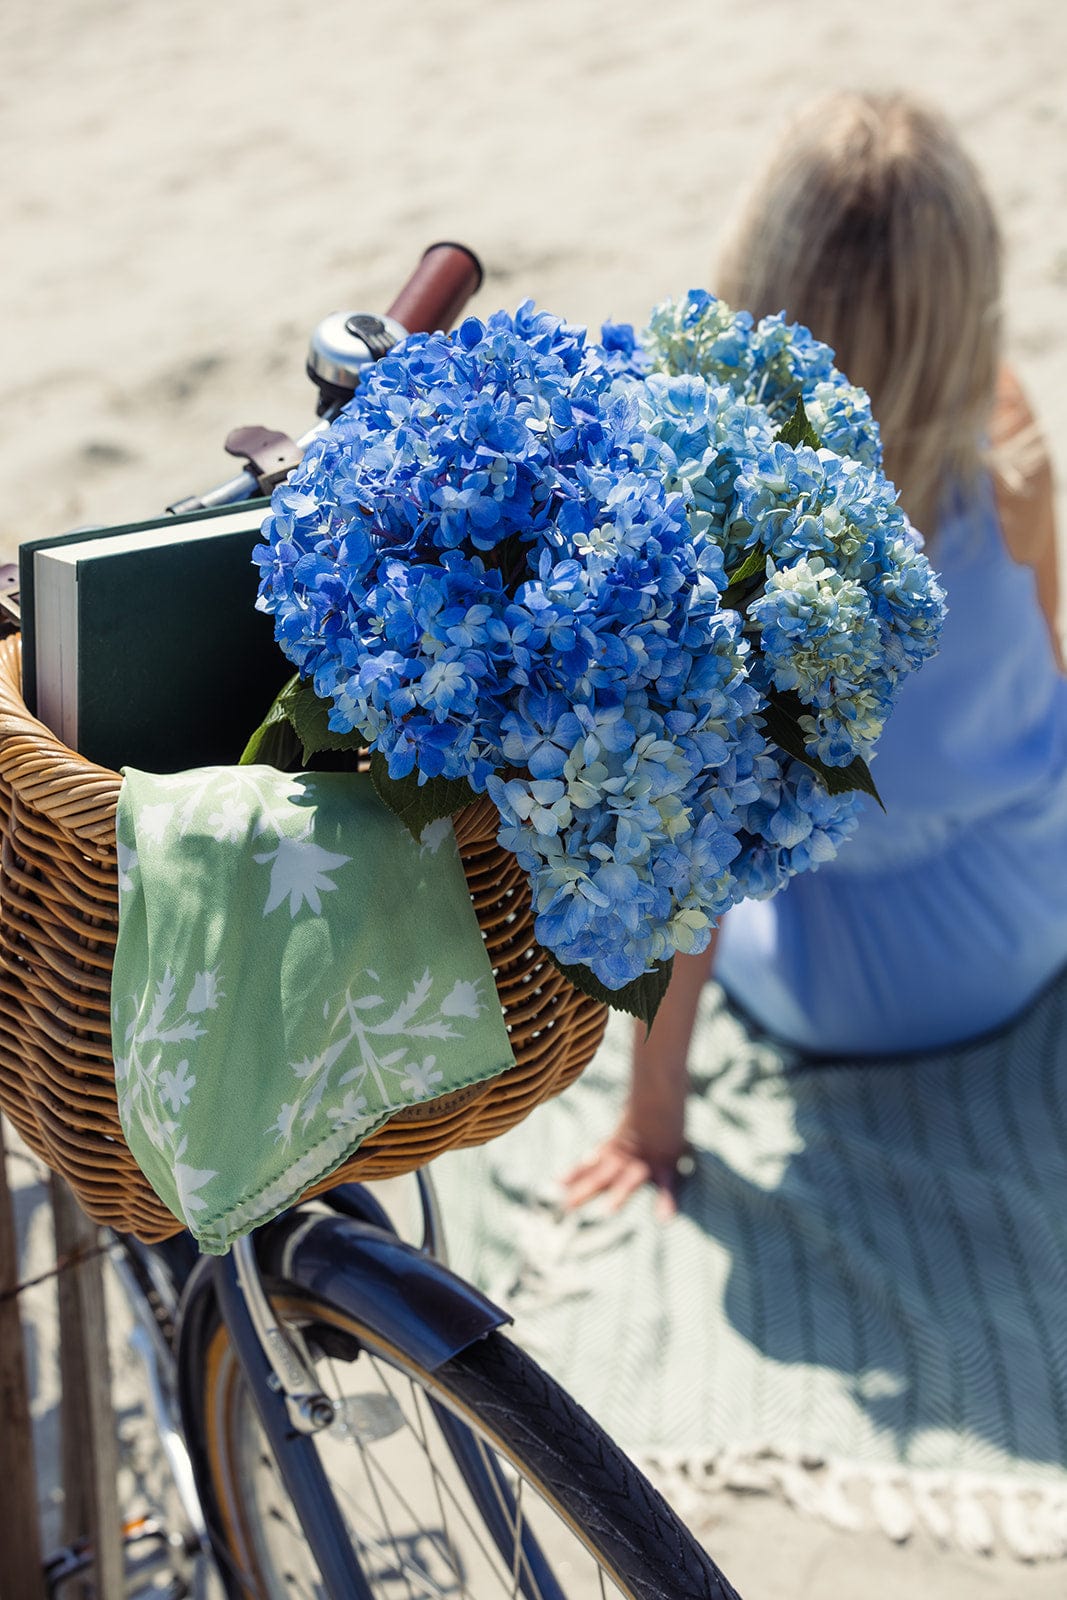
0, 635, 607, 1241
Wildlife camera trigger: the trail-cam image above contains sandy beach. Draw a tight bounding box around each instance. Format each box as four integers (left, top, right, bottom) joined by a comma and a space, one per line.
4, 2, 1067, 1595
4, 1, 1067, 562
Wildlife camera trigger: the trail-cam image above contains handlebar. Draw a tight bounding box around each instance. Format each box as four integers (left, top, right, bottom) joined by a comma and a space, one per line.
386, 241, 483, 337
167, 242, 484, 515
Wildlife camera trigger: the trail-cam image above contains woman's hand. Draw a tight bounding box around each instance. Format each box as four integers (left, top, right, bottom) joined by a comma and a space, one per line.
991, 364, 1064, 672
561, 938, 716, 1219
562, 1120, 691, 1220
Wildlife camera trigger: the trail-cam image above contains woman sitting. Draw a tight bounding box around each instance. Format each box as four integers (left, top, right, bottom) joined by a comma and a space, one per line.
438, 92, 1067, 1575
565, 88, 1067, 1216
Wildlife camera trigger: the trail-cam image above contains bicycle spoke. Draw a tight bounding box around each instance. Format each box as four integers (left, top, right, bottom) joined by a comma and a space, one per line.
471, 1432, 548, 1600
366, 1359, 520, 1592
407, 1381, 475, 1600
320, 1347, 523, 1598
324, 1353, 452, 1599
511, 1476, 524, 1598
353, 1429, 420, 1600
205, 1296, 653, 1600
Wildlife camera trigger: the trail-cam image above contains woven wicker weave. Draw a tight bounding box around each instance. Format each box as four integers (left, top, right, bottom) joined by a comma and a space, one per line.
0, 635, 607, 1241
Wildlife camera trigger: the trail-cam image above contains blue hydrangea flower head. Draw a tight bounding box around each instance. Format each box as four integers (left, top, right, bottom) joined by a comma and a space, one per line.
254, 293, 946, 992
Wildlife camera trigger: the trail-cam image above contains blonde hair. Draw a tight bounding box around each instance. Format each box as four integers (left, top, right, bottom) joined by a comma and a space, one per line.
716, 91, 1002, 538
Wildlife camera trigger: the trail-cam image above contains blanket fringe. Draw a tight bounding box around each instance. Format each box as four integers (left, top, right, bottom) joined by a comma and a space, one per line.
638, 1447, 1067, 1562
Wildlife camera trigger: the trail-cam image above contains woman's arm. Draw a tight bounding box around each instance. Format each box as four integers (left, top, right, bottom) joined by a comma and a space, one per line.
990, 365, 1065, 672
561, 932, 718, 1218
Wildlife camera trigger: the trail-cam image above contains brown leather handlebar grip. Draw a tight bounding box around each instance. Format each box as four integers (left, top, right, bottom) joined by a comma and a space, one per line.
386, 242, 484, 335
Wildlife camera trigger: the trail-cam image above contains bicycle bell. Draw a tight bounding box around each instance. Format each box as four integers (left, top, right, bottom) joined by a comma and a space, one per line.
307, 310, 409, 416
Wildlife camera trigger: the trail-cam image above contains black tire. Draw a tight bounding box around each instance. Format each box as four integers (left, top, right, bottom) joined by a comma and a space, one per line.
183, 1275, 741, 1600
410, 1328, 741, 1600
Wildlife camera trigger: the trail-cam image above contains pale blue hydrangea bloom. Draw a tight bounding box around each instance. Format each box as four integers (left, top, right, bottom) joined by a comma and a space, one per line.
644, 291, 882, 470
633, 294, 944, 897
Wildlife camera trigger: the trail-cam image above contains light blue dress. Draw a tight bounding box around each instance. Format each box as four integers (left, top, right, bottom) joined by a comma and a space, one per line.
716, 474, 1067, 1054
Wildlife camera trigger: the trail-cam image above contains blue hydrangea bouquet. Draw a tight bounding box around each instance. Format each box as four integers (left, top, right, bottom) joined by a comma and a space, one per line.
247, 293, 945, 1023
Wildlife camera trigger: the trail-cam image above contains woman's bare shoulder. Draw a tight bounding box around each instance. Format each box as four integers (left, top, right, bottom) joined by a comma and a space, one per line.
991, 364, 1035, 437
989, 365, 1054, 567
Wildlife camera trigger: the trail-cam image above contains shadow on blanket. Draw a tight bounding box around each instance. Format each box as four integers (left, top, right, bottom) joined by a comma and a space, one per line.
432, 966, 1067, 1558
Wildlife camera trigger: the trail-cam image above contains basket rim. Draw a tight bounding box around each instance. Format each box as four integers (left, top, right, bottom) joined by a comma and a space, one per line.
0, 629, 609, 1238
0, 634, 121, 828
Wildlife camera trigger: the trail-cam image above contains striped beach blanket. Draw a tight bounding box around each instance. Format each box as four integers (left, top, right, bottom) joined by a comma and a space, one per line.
433, 968, 1067, 1562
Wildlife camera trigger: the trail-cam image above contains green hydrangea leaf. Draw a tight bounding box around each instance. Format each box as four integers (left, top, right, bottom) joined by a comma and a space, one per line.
549, 951, 675, 1032
241, 673, 366, 768
775, 397, 822, 452
721, 545, 768, 612
369, 751, 479, 841
287, 682, 366, 765
240, 675, 304, 768
762, 691, 884, 809
239, 712, 304, 772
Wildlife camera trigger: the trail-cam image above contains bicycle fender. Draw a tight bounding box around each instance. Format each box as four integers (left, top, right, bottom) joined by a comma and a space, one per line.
262, 1211, 511, 1371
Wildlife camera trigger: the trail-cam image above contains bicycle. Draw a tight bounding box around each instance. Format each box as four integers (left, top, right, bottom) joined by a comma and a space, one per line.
3, 244, 743, 1600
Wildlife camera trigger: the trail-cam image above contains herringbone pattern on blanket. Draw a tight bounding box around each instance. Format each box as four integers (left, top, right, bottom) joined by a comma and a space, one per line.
432, 971, 1067, 1555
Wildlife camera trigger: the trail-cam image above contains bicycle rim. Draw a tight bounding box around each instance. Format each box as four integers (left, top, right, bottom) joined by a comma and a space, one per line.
195, 1288, 738, 1600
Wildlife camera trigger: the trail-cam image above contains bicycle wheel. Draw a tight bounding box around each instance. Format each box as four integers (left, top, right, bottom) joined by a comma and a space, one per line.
185, 1276, 741, 1600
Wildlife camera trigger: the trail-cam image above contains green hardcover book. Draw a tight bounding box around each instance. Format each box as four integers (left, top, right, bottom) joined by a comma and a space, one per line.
18, 501, 269, 714
24, 503, 294, 775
